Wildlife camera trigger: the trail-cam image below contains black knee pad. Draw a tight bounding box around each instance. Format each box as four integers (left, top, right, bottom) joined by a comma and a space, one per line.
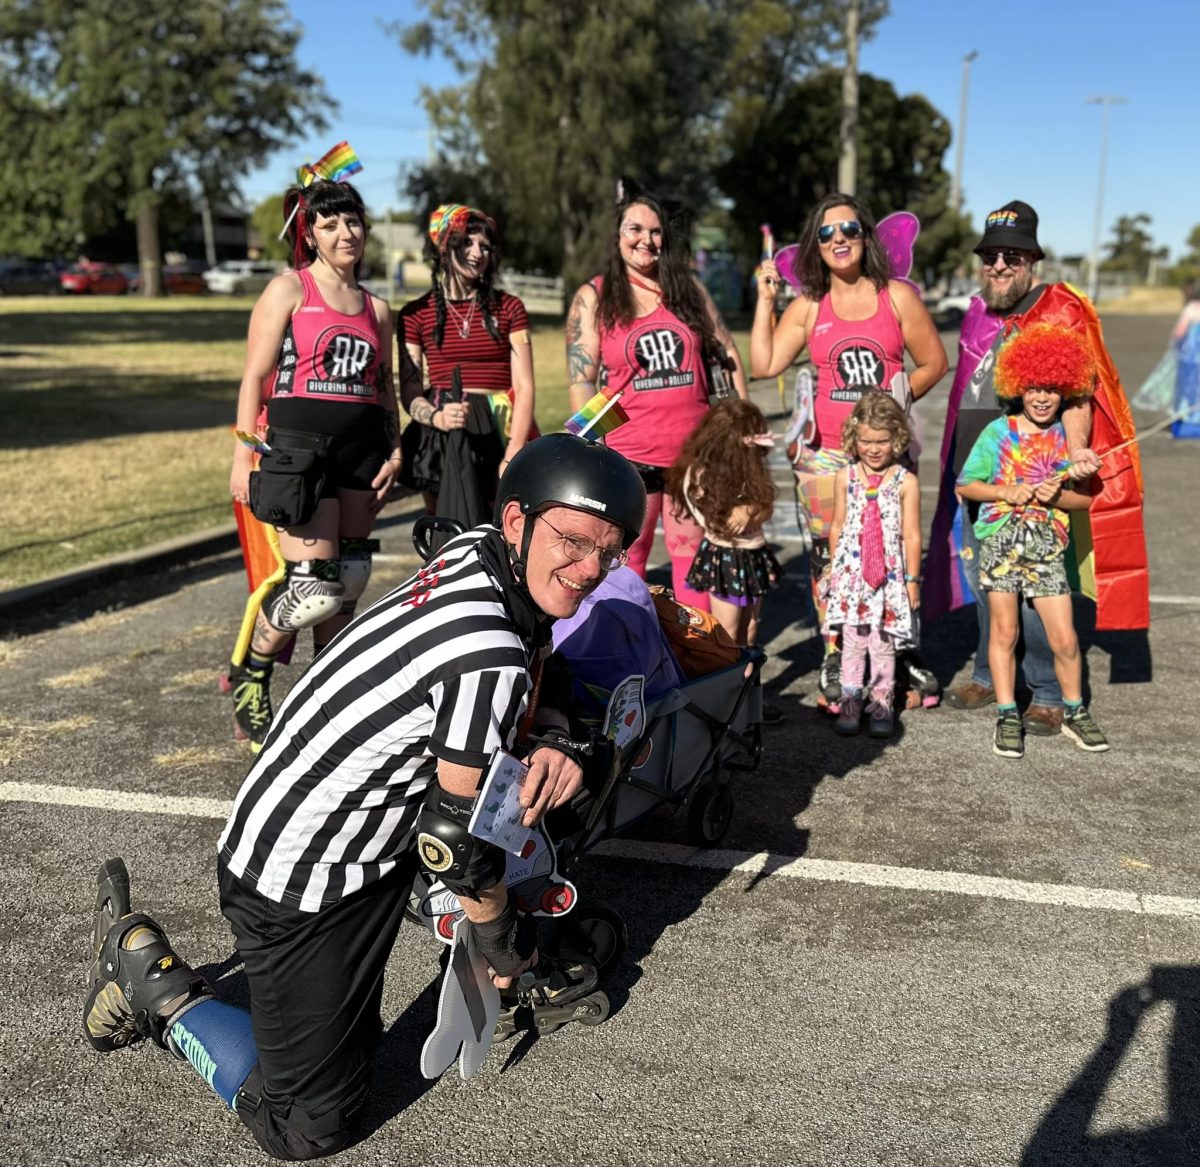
337, 538, 379, 617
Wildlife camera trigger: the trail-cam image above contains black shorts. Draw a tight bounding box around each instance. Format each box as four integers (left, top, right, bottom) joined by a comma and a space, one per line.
217, 853, 418, 1160
267, 398, 389, 496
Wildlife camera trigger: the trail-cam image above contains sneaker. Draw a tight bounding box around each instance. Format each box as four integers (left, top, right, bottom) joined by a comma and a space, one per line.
760, 700, 784, 726
230, 662, 274, 752
819, 651, 843, 702
1022, 704, 1063, 737
1061, 706, 1110, 753
946, 681, 996, 710
834, 695, 862, 736
866, 700, 894, 739
993, 712, 1024, 759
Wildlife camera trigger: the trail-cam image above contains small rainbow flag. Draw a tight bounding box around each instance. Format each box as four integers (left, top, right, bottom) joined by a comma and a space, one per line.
565, 391, 629, 440
298, 140, 363, 187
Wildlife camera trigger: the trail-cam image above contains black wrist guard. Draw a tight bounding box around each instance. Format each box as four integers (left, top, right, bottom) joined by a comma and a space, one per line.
469, 899, 538, 978
526, 726, 593, 769
416, 784, 506, 902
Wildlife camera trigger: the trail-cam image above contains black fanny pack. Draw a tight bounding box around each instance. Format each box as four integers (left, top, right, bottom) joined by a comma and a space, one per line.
248, 428, 331, 528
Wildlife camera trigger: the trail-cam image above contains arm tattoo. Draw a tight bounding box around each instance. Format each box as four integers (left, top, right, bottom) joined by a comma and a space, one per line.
410, 397, 435, 426
567, 342, 595, 386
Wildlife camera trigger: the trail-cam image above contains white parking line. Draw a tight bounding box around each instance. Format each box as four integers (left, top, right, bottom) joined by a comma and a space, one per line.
4, 780, 1198, 921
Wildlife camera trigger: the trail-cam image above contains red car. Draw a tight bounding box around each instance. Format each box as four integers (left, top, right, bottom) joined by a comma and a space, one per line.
60, 265, 129, 295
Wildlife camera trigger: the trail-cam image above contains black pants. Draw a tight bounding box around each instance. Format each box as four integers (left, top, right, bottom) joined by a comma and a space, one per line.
218, 854, 418, 1161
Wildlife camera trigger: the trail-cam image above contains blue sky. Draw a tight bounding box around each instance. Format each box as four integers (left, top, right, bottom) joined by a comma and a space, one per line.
243, 0, 1198, 261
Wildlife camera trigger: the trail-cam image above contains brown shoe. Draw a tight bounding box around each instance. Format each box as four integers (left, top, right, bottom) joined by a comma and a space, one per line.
944, 681, 996, 710
1022, 704, 1063, 736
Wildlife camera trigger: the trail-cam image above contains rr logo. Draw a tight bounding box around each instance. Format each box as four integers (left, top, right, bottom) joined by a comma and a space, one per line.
326, 335, 372, 380
636, 329, 682, 374
838, 347, 883, 387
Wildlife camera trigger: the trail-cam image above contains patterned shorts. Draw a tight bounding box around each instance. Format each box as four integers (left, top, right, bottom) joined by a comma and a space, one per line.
979, 517, 1068, 598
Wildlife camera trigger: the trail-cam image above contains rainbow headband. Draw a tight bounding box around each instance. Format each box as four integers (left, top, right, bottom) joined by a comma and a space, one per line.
428, 203, 490, 249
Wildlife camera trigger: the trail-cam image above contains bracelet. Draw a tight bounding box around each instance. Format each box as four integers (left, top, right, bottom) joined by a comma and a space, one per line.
904, 574, 921, 583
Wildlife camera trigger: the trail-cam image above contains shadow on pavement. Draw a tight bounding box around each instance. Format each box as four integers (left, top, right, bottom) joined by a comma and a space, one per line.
1022, 966, 1200, 1166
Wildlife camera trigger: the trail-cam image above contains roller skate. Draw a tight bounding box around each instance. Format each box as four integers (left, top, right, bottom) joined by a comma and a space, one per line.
493, 957, 609, 1039
83, 858, 211, 1051
229, 662, 274, 753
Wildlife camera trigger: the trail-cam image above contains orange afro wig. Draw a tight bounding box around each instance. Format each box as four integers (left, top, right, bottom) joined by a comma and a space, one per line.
993, 323, 1096, 400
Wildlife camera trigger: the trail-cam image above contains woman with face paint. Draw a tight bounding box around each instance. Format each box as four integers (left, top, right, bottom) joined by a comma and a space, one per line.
227, 178, 400, 752
397, 204, 535, 527
566, 186, 748, 610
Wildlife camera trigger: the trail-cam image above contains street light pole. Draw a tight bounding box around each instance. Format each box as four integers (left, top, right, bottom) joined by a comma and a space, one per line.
838, 0, 860, 195
951, 51, 978, 214
1086, 95, 1127, 302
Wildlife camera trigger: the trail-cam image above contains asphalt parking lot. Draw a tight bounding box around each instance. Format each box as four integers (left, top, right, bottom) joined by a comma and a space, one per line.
1, 313, 1197, 1166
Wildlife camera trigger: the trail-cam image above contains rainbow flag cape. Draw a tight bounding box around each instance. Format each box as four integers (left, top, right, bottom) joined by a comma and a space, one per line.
565, 391, 629, 440
298, 141, 363, 187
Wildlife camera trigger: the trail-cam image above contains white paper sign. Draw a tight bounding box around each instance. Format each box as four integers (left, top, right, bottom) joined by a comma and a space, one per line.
468, 750, 536, 856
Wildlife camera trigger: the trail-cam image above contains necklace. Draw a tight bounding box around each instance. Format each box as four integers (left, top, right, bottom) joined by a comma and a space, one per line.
444, 295, 478, 339
627, 273, 662, 298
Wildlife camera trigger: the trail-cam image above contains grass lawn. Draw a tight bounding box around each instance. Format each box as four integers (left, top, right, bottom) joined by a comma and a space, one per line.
0, 294, 752, 588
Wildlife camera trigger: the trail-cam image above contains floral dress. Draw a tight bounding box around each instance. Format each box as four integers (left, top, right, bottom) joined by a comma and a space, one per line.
823, 463, 912, 640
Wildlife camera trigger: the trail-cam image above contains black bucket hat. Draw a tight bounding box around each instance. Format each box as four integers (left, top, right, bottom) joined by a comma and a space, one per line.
974, 200, 1045, 260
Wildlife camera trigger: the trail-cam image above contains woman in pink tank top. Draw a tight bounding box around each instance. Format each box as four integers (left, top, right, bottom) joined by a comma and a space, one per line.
566, 186, 748, 609
749, 193, 947, 704
226, 178, 401, 751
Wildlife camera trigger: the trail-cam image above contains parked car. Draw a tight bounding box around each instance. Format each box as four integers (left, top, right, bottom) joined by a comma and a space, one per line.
0, 260, 62, 295
934, 289, 980, 326
202, 260, 282, 295
122, 263, 209, 295
60, 265, 129, 295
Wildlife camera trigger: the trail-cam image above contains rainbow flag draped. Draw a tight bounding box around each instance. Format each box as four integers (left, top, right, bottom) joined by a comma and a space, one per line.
565, 391, 629, 440
297, 141, 362, 187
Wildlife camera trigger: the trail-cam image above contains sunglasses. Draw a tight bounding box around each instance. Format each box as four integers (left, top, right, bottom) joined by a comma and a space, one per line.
978, 249, 1032, 269
817, 220, 863, 244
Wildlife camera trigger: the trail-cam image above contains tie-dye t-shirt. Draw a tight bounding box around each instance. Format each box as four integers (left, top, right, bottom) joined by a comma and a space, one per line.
957, 415, 1071, 542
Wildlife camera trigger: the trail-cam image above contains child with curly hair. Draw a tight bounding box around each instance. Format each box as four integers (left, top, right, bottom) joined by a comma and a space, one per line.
824, 392, 922, 738
956, 323, 1107, 759
666, 399, 783, 651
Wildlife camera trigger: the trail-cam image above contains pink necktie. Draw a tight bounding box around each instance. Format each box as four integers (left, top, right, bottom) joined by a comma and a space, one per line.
860, 474, 887, 591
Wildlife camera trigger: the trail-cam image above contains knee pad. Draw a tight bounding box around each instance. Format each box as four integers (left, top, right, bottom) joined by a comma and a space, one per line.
262, 559, 344, 632
337, 537, 379, 616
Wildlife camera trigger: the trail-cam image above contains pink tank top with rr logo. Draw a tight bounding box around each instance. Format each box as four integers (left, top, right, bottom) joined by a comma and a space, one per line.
268, 267, 386, 405
592, 278, 708, 468
807, 287, 906, 450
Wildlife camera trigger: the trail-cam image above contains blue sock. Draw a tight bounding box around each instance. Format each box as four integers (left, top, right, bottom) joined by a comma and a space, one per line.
997, 703, 1018, 716
169, 999, 258, 1109
1064, 699, 1082, 715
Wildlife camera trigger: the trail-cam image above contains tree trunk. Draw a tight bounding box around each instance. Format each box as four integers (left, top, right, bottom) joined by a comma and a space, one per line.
135, 201, 164, 298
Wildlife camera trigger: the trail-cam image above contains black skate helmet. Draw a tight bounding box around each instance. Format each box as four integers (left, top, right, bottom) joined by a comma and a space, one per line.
495, 433, 646, 551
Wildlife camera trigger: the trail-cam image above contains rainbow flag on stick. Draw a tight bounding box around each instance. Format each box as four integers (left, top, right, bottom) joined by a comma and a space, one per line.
280, 141, 364, 239
565, 391, 629, 440
298, 140, 363, 186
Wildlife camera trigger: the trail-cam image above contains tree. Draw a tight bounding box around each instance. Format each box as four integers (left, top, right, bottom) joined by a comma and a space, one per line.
396, 0, 888, 287
1169, 223, 1200, 288
0, 0, 330, 295
1101, 213, 1168, 280
252, 195, 292, 263
717, 70, 974, 284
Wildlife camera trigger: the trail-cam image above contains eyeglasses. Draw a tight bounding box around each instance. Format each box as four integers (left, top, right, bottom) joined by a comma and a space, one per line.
538, 515, 628, 572
817, 220, 863, 244
978, 249, 1032, 269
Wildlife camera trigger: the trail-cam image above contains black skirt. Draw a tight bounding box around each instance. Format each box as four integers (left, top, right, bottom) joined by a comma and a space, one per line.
685, 539, 783, 602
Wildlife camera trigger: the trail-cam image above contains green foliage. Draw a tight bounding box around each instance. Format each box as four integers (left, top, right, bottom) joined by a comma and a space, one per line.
1101, 213, 1168, 279
0, 0, 331, 290
1167, 222, 1200, 289
719, 70, 973, 283
396, 0, 888, 287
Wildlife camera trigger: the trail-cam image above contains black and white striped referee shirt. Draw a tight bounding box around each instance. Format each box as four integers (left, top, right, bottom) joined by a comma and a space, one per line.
218, 527, 536, 912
